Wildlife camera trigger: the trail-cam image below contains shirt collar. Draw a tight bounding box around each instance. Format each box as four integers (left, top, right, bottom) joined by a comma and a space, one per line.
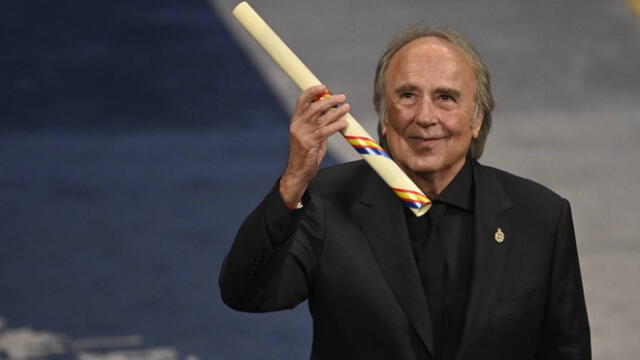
433, 157, 474, 211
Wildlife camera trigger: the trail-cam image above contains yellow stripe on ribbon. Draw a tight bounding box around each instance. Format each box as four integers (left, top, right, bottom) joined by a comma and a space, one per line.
392, 188, 431, 205
345, 136, 385, 152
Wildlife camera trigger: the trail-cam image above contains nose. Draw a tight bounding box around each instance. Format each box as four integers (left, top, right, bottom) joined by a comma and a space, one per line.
413, 98, 437, 127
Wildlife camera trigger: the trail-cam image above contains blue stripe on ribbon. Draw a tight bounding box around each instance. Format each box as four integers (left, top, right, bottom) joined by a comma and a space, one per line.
404, 201, 425, 209
354, 147, 391, 159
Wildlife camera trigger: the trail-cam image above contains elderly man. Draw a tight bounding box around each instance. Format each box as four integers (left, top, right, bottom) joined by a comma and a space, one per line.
219, 26, 591, 360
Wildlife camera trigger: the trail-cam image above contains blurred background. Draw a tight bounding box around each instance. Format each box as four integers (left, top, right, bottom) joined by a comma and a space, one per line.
1, 0, 638, 359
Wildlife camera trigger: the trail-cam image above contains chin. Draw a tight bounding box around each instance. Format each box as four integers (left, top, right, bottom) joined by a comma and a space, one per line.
403, 159, 443, 176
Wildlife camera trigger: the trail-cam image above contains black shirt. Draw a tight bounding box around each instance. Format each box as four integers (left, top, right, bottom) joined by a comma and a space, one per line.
404, 158, 474, 360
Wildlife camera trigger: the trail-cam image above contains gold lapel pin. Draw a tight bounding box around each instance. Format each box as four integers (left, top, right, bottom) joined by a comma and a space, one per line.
495, 228, 505, 243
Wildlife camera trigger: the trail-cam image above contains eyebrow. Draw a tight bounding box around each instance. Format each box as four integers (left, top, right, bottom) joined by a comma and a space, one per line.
392, 84, 463, 99
433, 87, 462, 99
392, 84, 419, 94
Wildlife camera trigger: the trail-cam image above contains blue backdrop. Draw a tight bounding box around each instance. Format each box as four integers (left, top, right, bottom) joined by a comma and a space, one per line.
1, 1, 331, 358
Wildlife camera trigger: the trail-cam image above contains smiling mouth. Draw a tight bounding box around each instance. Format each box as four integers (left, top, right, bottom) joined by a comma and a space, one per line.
408, 135, 446, 143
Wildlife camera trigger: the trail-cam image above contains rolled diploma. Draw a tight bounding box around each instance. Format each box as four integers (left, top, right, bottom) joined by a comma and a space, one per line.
232, 1, 431, 216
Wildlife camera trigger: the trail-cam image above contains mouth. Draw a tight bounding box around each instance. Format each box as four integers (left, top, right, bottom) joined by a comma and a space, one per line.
407, 135, 446, 145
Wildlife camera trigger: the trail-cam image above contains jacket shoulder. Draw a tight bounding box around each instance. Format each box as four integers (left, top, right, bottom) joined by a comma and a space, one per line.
478, 163, 567, 210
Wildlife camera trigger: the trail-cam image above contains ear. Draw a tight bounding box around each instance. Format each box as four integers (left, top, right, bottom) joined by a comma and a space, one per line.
471, 110, 484, 139
378, 117, 388, 137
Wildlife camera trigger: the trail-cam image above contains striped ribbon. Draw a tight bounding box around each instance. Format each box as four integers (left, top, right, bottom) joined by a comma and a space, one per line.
345, 136, 391, 158
391, 187, 431, 210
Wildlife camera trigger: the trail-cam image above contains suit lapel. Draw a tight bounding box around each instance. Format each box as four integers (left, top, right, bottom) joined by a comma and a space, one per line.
352, 171, 436, 358
456, 161, 513, 360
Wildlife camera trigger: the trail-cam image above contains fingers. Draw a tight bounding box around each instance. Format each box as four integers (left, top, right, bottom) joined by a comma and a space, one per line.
317, 114, 349, 138
310, 94, 347, 120
296, 84, 328, 110
294, 85, 348, 122
315, 103, 350, 132
295, 101, 349, 142
290, 101, 349, 143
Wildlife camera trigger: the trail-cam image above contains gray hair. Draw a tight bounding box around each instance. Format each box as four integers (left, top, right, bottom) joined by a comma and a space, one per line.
373, 26, 495, 159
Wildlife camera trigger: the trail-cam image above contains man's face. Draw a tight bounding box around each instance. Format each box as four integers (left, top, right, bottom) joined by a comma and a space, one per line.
381, 37, 482, 182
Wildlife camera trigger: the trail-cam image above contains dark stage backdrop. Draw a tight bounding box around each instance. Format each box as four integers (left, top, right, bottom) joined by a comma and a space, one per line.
0, 1, 330, 359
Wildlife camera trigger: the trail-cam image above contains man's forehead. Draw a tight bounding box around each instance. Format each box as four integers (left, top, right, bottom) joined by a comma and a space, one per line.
390, 37, 470, 69
385, 37, 476, 91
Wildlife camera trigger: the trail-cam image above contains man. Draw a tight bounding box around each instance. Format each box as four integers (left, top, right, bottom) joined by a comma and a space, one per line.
219, 26, 591, 359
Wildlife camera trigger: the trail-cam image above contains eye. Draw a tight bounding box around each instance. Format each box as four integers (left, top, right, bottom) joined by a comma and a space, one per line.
439, 94, 454, 101
395, 91, 419, 105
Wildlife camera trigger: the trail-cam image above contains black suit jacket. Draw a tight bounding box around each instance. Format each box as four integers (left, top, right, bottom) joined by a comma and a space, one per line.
220, 160, 590, 359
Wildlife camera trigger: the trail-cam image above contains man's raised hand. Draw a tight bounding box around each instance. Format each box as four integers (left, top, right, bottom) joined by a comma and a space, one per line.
279, 85, 350, 208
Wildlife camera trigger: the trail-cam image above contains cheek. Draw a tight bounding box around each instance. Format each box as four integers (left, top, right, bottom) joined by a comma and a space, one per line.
443, 113, 476, 136
386, 107, 413, 132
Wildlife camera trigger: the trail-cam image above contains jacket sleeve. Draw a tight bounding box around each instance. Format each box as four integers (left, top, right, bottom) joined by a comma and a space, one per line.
536, 199, 591, 359
218, 181, 324, 312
